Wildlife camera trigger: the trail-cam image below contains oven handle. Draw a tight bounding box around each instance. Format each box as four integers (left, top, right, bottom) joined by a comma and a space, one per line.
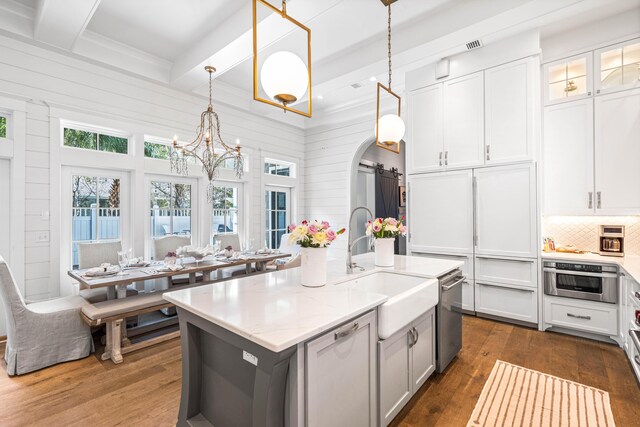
543, 268, 618, 279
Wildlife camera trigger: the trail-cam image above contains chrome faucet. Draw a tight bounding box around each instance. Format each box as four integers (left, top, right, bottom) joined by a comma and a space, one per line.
347, 206, 374, 273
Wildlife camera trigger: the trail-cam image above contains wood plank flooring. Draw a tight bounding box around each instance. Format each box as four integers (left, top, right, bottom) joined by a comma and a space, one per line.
0, 316, 638, 426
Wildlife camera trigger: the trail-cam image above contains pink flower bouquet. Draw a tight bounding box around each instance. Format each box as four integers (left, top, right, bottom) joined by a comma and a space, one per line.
288, 220, 346, 248
365, 216, 407, 239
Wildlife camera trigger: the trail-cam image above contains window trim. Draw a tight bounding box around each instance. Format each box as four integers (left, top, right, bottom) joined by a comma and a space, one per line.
209, 181, 243, 244
264, 157, 296, 178
61, 120, 132, 155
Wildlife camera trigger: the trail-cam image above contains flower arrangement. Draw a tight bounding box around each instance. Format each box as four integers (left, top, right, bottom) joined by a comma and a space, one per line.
288, 220, 346, 248
366, 217, 407, 239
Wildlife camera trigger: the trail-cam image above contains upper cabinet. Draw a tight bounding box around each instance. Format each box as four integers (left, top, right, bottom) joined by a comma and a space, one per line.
595, 39, 640, 95
406, 84, 443, 173
485, 57, 535, 164
406, 57, 536, 174
443, 72, 485, 169
544, 53, 593, 105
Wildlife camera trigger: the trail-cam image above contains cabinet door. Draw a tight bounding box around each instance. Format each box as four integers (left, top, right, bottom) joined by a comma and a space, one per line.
444, 72, 485, 168
485, 58, 534, 164
543, 53, 592, 105
475, 164, 537, 258
411, 309, 435, 391
475, 282, 538, 324
407, 84, 444, 173
543, 99, 594, 215
306, 311, 377, 427
594, 88, 640, 214
594, 38, 640, 95
378, 329, 412, 426
408, 170, 474, 254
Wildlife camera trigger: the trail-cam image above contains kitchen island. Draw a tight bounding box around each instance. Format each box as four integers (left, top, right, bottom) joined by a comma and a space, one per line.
163, 253, 462, 427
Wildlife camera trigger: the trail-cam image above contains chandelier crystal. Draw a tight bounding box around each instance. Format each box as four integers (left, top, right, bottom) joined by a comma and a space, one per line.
170, 66, 244, 202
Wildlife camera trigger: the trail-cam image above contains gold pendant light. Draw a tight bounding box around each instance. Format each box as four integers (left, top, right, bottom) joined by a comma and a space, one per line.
253, 0, 312, 117
375, 0, 405, 154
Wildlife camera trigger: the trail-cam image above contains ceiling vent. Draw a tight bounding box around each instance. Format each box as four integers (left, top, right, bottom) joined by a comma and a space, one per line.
351, 82, 363, 89
466, 39, 483, 50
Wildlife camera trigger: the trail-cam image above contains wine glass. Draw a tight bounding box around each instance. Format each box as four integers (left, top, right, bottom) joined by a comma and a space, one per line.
117, 250, 129, 275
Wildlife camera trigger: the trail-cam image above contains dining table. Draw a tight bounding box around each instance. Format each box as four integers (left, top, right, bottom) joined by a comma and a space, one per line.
68, 252, 292, 300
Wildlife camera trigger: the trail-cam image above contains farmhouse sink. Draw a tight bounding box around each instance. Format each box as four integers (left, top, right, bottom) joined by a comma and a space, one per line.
340, 271, 438, 339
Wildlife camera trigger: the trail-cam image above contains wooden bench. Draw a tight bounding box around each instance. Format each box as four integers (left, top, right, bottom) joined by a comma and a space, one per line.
81, 282, 204, 364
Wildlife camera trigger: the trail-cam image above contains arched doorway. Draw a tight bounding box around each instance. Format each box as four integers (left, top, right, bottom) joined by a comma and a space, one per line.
349, 139, 406, 255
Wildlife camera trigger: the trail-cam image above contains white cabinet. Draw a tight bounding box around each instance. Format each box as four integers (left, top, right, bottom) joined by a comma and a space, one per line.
407, 84, 443, 173
594, 38, 640, 95
444, 72, 485, 169
475, 256, 537, 289
378, 309, 435, 426
407, 170, 474, 254
543, 99, 594, 215
543, 296, 618, 337
594, 88, 640, 214
475, 282, 538, 324
543, 53, 593, 105
485, 57, 534, 164
306, 310, 377, 427
475, 163, 537, 258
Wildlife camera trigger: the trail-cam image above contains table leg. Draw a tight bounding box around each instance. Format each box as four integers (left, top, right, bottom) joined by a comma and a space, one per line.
110, 319, 124, 364
106, 286, 116, 300
115, 285, 131, 347
189, 272, 196, 284
246, 263, 252, 274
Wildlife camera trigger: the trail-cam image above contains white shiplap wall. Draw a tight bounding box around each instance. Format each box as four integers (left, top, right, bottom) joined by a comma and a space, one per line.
0, 34, 304, 308
303, 112, 377, 256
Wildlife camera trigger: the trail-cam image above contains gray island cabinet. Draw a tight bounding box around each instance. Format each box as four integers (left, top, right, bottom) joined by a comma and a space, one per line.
163, 254, 462, 427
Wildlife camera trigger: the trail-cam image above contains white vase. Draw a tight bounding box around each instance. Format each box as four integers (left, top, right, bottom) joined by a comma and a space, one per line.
374, 238, 395, 267
300, 246, 328, 287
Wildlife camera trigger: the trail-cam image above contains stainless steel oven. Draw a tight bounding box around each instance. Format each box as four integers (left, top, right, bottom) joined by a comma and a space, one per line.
543, 261, 618, 304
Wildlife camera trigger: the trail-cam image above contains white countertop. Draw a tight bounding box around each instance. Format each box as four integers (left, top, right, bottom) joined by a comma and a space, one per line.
542, 251, 640, 283
163, 253, 463, 353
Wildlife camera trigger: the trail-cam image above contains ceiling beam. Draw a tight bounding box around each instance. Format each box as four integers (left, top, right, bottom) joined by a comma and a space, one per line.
170, 0, 344, 91
34, 0, 101, 51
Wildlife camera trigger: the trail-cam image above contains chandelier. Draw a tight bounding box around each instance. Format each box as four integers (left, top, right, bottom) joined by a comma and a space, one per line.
170, 66, 244, 201
375, 0, 405, 154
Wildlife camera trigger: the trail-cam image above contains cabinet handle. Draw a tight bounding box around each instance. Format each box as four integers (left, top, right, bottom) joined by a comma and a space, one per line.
413, 327, 419, 346
634, 291, 640, 300
588, 91, 592, 96
439, 151, 443, 167
588, 192, 593, 209
444, 151, 448, 166
408, 329, 415, 347
596, 89, 600, 94
635, 355, 640, 366
334, 322, 359, 341
486, 145, 491, 161
567, 313, 591, 320
477, 282, 535, 293
597, 191, 602, 209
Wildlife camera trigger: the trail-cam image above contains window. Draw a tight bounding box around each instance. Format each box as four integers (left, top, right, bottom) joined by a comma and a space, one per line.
0, 115, 6, 139
149, 181, 192, 256
211, 186, 239, 237
599, 42, 640, 89
71, 175, 121, 268
64, 127, 128, 154
144, 141, 172, 159
264, 159, 294, 177
265, 187, 290, 249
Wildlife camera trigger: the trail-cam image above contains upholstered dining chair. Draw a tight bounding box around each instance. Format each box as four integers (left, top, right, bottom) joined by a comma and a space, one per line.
77, 241, 137, 303
212, 233, 242, 252
266, 233, 301, 271
153, 235, 191, 261
0, 256, 93, 375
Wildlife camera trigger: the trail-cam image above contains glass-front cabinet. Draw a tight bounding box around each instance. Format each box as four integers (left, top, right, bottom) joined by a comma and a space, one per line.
544, 53, 592, 105
595, 39, 640, 94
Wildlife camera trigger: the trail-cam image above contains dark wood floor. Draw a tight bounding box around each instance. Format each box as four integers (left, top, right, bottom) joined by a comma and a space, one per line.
0, 316, 638, 426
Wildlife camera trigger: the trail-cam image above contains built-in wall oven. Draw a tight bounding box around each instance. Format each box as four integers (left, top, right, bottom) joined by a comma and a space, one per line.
543, 261, 618, 304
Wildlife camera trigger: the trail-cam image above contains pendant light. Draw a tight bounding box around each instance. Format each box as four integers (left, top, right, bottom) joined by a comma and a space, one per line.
253, 0, 312, 117
375, 0, 404, 154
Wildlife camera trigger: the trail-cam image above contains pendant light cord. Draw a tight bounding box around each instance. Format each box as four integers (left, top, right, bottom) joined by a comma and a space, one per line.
208, 69, 213, 107
387, 3, 392, 90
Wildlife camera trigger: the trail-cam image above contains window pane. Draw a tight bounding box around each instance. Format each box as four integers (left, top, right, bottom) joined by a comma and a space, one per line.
64, 128, 97, 150
276, 192, 286, 210
172, 209, 191, 236
173, 184, 191, 209
0, 116, 6, 138
276, 166, 290, 176
623, 43, 640, 65
72, 176, 97, 207
144, 142, 171, 159
601, 48, 622, 71
150, 181, 171, 209
98, 134, 128, 154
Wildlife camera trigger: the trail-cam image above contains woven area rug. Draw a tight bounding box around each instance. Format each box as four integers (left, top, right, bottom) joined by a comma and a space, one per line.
467, 360, 616, 426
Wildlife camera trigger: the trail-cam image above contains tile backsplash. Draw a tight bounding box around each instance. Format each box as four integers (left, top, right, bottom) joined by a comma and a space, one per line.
542, 216, 640, 255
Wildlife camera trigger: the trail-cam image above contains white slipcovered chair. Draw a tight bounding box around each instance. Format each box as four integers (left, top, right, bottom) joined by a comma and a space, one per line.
153, 235, 191, 261
0, 256, 93, 375
77, 241, 137, 303
267, 233, 301, 271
